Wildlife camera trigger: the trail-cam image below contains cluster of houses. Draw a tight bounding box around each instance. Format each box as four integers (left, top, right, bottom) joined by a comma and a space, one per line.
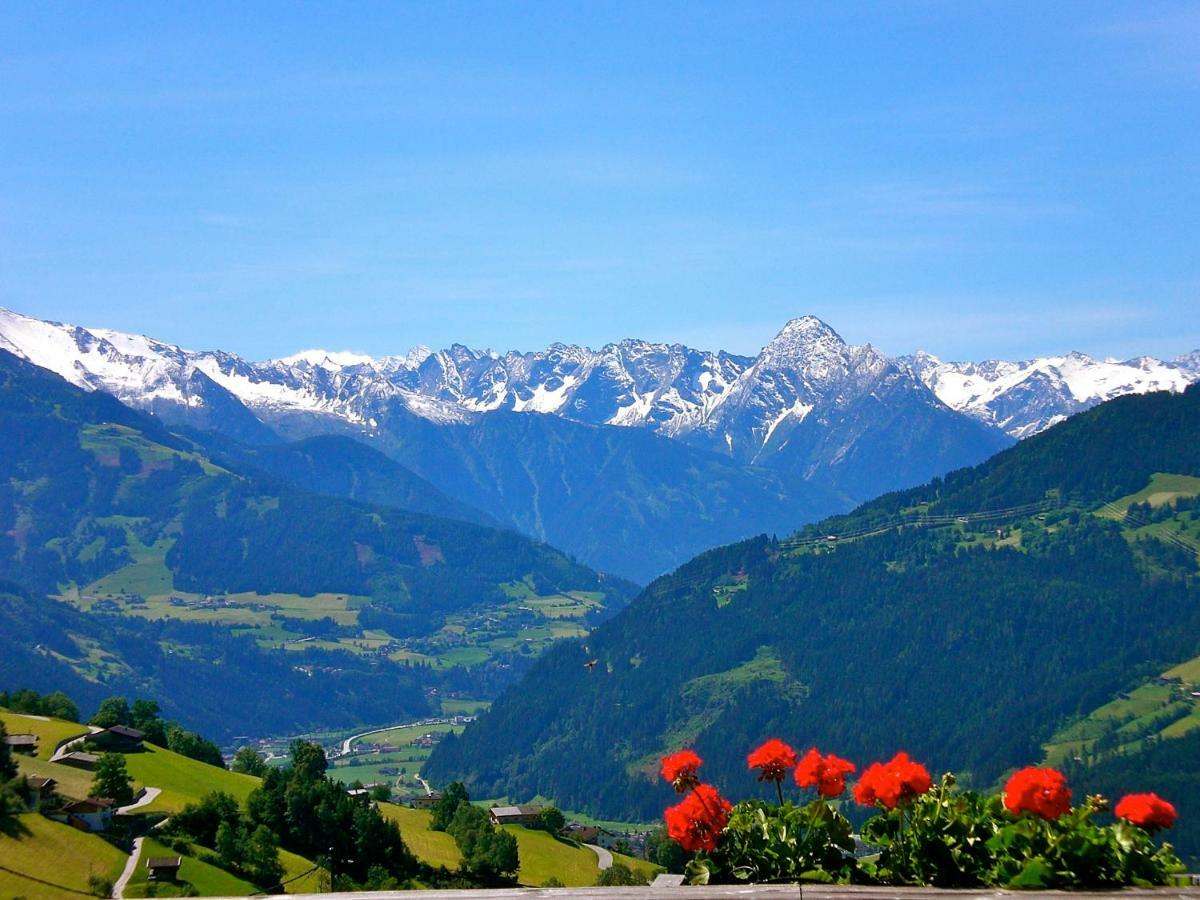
482, 802, 648, 854
8, 725, 150, 835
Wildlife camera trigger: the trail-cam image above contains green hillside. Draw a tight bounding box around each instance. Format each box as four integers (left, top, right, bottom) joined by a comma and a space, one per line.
0, 813, 128, 900
122, 837, 259, 898
426, 385, 1200, 855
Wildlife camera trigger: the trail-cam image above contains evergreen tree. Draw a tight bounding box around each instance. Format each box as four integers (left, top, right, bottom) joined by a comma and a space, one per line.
0, 722, 16, 781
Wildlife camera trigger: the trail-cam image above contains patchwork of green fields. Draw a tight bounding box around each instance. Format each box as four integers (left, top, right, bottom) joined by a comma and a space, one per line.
57, 564, 605, 675
1043, 653, 1200, 767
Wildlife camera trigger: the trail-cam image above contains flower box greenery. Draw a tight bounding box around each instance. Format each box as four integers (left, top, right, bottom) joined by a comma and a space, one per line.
661, 741, 1182, 889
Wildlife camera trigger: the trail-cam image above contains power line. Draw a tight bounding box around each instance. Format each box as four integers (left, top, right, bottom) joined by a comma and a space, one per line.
0, 862, 104, 897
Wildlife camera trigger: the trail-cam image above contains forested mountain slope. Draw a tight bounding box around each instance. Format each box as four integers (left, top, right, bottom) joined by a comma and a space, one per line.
0, 351, 637, 731
183, 429, 498, 528
425, 385, 1200, 831
360, 407, 846, 583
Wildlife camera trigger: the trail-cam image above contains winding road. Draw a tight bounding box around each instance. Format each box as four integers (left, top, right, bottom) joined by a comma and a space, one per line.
585, 843, 613, 871
116, 787, 161, 814
112, 836, 144, 899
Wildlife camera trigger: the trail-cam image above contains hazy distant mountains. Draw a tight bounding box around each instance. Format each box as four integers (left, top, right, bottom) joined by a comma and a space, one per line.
3, 306, 1194, 579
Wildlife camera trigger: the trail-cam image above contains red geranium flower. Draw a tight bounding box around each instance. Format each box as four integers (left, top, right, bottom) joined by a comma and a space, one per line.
664, 783, 732, 853
794, 747, 857, 798
660, 749, 703, 792
1003, 767, 1072, 820
1116, 793, 1177, 833
747, 738, 798, 784
853, 752, 933, 809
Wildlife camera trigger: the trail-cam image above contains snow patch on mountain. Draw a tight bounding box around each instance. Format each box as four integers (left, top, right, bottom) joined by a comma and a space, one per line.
905, 349, 1200, 438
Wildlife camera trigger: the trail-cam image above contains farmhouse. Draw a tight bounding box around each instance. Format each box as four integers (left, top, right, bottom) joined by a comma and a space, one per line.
489, 803, 544, 826
53, 796, 115, 832
90, 725, 145, 752
410, 791, 442, 810
146, 856, 182, 883
58, 751, 99, 770
2, 732, 38, 755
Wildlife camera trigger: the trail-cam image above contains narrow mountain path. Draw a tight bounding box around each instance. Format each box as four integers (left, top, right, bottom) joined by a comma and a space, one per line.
585, 843, 613, 871
112, 836, 144, 899
49, 724, 101, 761
117, 786, 161, 814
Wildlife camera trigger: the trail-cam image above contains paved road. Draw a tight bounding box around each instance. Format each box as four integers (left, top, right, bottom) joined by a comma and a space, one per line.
117, 786, 162, 814
49, 725, 101, 762
585, 843, 613, 871
112, 836, 144, 899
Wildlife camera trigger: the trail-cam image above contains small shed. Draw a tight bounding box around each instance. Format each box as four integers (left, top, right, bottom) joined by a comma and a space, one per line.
2, 733, 38, 755
58, 751, 100, 770
146, 856, 182, 882
24, 775, 56, 811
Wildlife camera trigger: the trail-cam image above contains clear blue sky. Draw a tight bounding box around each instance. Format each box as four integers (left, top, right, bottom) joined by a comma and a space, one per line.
1, 2, 1197, 361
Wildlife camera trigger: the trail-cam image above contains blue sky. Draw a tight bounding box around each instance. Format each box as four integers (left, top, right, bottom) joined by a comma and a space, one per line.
1, 2, 1197, 361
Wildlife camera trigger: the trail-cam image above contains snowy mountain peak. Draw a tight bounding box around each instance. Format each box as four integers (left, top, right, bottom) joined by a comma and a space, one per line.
276, 349, 377, 370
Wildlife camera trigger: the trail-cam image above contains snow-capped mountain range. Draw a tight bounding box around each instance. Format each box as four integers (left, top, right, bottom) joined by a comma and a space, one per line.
1, 306, 1194, 448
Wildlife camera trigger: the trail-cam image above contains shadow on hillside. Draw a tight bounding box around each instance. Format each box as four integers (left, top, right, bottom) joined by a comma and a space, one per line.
1, 811, 32, 839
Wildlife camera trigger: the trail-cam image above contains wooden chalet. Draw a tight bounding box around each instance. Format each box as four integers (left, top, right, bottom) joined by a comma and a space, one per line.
410, 791, 443, 810
2, 732, 38, 755
146, 856, 182, 883
489, 804, 544, 826
90, 724, 145, 752
57, 750, 99, 770
24, 774, 56, 811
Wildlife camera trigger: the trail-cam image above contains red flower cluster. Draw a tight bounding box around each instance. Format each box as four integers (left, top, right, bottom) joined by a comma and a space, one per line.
1116, 793, 1178, 833
794, 748, 857, 797
853, 752, 933, 809
664, 783, 732, 853
1003, 767, 1072, 820
660, 749, 703, 793
747, 738, 798, 784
